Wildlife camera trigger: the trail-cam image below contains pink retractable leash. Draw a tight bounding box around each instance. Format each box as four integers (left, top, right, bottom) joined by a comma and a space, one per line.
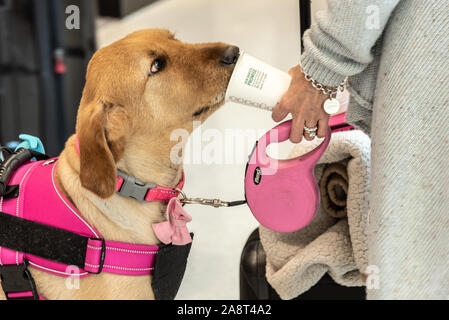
177, 114, 351, 233
244, 120, 331, 232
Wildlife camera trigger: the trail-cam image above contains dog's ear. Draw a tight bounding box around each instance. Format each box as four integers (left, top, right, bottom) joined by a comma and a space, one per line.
77, 101, 128, 199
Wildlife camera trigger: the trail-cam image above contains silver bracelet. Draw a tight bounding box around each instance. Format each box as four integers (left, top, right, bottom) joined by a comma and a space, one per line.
299, 64, 347, 114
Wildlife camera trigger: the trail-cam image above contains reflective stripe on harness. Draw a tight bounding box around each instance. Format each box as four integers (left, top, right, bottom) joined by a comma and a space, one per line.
0, 211, 159, 276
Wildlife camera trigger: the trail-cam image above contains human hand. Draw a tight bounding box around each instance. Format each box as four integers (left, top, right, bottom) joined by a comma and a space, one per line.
272, 65, 330, 143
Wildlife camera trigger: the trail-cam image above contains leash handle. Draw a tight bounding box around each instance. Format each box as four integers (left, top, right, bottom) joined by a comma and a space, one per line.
255, 120, 331, 169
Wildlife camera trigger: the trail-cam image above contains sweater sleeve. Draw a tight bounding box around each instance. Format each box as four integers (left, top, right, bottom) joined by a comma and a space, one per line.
300, 0, 401, 86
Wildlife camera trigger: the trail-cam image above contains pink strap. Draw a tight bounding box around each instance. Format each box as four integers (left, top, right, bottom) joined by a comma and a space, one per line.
328, 113, 347, 127
0, 247, 23, 266
152, 198, 192, 246
115, 171, 185, 203
83, 238, 159, 275
1, 233, 159, 277
7, 291, 34, 299
329, 112, 355, 132
5, 238, 159, 298
145, 174, 185, 202
6, 292, 46, 300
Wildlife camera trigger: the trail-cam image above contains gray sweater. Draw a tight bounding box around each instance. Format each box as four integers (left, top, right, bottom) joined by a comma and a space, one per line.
301, 0, 449, 134
295, 0, 449, 299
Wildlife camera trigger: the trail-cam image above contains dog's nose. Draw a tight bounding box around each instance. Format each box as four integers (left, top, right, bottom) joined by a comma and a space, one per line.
220, 46, 240, 66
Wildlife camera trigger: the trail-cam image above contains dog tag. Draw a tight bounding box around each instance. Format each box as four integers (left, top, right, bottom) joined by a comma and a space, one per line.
323, 98, 340, 115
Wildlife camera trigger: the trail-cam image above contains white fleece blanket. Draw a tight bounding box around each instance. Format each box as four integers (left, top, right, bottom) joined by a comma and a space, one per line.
259, 129, 371, 299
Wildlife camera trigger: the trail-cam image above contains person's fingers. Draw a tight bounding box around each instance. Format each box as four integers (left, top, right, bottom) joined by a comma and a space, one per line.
271, 95, 290, 122
317, 118, 328, 138
272, 102, 289, 122
290, 114, 304, 143
303, 119, 318, 141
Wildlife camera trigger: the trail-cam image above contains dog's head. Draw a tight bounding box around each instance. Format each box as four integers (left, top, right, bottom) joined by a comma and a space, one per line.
76, 29, 238, 198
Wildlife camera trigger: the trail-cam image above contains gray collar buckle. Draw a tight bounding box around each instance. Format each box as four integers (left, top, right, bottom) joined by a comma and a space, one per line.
117, 170, 157, 202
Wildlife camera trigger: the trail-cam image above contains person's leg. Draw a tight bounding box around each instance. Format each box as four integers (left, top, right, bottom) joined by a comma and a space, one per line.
367, 1, 449, 299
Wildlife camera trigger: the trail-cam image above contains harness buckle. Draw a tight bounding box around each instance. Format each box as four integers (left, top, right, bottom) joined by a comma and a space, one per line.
88, 237, 106, 274
117, 170, 156, 203
0, 259, 39, 300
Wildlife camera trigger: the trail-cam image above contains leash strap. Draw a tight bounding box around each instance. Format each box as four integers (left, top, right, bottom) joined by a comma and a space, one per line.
0, 211, 159, 276
328, 112, 355, 133
226, 200, 247, 207
176, 188, 246, 208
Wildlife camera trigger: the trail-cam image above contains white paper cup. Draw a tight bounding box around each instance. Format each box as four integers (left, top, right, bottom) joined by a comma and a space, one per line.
225, 51, 292, 111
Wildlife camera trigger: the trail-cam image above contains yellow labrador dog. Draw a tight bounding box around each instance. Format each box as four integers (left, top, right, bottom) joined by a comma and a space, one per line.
0, 29, 238, 300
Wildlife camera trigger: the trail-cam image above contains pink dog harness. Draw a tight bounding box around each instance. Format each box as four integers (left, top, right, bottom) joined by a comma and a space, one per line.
0, 146, 191, 300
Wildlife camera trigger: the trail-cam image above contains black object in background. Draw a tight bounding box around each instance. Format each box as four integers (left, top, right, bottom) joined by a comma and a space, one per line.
239, 229, 366, 300
0, 0, 96, 156
97, 0, 159, 18
299, 0, 311, 51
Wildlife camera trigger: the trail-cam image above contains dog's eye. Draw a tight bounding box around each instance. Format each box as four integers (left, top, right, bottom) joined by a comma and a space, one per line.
150, 58, 166, 75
